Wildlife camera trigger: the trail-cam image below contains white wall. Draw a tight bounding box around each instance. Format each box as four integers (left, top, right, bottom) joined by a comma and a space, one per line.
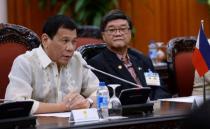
0, 0, 7, 23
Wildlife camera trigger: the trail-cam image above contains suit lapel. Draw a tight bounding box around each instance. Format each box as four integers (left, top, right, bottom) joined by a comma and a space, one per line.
103, 49, 136, 85
129, 53, 147, 87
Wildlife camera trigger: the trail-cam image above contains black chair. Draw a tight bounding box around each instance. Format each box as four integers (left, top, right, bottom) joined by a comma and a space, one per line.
77, 25, 102, 39
77, 43, 106, 61
76, 25, 104, 49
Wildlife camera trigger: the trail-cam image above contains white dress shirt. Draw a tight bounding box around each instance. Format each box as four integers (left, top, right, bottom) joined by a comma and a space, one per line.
5, 46, 99, 113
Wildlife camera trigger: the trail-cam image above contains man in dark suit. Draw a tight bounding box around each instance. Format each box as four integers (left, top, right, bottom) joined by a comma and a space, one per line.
88, 9, 171, 100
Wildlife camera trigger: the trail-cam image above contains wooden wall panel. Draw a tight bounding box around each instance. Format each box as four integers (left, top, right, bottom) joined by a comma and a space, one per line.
119, 0, 210, 53
7, 0, 210, 54
7, 0, 62, 37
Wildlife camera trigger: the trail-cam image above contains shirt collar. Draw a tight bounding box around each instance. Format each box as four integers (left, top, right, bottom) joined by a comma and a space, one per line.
116, 53, 130, 63
37, 46, 52, 68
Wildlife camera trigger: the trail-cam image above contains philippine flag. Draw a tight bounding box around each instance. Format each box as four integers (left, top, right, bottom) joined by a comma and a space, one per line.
192, 24, 210, 77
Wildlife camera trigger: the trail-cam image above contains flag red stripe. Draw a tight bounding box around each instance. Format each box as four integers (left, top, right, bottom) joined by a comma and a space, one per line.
192, 48, 208, 76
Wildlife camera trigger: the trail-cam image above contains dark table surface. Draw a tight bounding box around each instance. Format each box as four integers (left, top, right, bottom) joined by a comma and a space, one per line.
35, 101, 192, 129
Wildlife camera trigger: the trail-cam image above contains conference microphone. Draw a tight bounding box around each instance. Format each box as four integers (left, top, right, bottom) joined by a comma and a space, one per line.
83, 64, 142, 88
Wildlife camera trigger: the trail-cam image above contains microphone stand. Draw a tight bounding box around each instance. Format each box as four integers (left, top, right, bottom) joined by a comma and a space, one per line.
84, 65, 155, 115
84, 65, 142, 88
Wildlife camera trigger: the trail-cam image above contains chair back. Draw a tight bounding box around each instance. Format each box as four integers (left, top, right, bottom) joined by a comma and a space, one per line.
75, 37, 104, 49
77, 43, 106, 61
0, 23, 40, 98
76, 25, 103, 48
167, 36, 196, 96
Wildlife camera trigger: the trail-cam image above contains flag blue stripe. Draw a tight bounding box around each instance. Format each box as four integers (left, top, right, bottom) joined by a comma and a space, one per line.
199, 25, 210, 70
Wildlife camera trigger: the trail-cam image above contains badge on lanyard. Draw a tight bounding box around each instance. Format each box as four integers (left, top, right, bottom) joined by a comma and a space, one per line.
144, 69, 160, 86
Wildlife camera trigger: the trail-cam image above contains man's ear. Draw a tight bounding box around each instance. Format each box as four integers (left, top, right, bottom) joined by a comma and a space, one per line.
41, 33, 49, 49
102, 32, 106, 41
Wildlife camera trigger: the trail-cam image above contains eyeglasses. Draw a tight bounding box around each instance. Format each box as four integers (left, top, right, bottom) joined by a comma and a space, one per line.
104, 27, 130, 35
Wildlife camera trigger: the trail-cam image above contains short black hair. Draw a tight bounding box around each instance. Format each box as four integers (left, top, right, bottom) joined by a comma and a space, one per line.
42, 15, 77, 39
100, 9, 133, 32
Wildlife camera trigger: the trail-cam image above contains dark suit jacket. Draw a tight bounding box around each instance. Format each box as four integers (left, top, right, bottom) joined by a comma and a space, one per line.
88, 48, 171, 100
